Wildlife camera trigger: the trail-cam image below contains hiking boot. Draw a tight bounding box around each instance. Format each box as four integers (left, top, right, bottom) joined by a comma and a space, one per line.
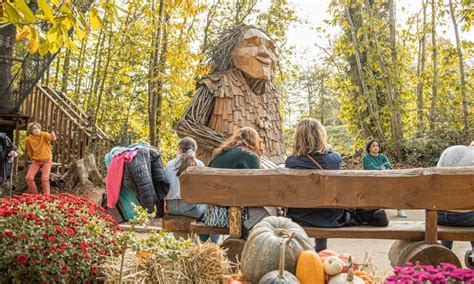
397, 209, 408, 218
465, 250, 474, 269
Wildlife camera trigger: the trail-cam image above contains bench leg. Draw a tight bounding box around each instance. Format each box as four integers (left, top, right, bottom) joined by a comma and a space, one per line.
389, 240, 461, 267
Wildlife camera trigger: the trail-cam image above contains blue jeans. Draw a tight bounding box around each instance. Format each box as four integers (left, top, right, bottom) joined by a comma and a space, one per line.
437, 211, 474, 250
166, 199, 220, 243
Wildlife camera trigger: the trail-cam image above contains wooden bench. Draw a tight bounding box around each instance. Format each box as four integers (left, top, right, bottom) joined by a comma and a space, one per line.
162, 215, 195, 238
180, 167, 474, 267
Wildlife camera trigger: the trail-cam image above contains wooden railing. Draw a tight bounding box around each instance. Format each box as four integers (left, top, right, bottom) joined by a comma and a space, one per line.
20, 85, 109, 173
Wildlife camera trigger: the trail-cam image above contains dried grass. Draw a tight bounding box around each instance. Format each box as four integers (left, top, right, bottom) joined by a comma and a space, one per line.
101, 242, 232, 283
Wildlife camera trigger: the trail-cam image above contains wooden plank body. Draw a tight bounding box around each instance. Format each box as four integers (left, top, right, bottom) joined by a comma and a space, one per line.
180, 167, 474, 210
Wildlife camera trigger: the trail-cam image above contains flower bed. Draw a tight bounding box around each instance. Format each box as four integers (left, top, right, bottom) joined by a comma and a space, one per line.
0, 193, 121, 283
384, 262, 473, 283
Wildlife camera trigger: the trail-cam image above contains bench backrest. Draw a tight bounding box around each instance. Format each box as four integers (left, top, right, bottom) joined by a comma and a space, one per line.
180, 167, 474, 210
180, 167, 474, 240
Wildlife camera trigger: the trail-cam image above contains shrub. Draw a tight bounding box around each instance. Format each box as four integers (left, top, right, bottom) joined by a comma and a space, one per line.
0, 193, 121, 283
384, 262, 473, 283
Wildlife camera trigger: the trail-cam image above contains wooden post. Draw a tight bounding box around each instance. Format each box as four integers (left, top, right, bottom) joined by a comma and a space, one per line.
425, 210, 438, 244
229, 207, 242, 238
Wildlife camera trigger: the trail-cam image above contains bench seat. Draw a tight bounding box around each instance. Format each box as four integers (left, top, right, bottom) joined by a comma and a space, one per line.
191, 220, 474, 241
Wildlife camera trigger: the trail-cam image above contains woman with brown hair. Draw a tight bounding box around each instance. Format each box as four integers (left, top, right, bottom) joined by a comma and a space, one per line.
285, 118, 389, 252
204, 127, 270, 233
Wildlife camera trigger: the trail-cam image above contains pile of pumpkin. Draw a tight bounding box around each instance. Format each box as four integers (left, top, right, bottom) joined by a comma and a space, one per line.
229, 216, 373, 284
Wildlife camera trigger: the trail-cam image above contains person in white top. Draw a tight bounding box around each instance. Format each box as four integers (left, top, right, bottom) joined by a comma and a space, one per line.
165, 137, 206, 216
164, 137, 219, 243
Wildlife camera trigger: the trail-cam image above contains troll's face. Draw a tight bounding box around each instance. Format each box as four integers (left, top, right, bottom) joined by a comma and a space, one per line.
231, 28, 277, 80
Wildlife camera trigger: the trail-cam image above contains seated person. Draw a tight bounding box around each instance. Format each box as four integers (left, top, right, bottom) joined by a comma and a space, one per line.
164, 137, 219, 243
436, 141, 474, 268
206, 127, 271, 235
285, 118, 389, 252
363, 139, 407, 218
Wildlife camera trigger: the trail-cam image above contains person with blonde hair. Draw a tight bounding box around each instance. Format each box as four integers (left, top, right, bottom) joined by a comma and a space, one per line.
25, 122, 56, 195
285, 118, 389, 252
204, 127, 269, 235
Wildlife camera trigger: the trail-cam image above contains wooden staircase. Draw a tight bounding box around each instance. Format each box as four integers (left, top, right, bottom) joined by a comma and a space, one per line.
20, 85, 109, 173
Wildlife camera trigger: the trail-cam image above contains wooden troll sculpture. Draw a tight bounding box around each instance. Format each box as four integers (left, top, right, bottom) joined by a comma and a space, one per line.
177, 24, 286, 166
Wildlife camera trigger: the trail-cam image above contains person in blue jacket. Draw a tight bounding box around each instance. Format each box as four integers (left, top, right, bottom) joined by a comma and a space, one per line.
285, 118, 389, 252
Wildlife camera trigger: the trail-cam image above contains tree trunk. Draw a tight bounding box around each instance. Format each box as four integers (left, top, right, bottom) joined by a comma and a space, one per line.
61, 49, 70, 94
154, 15, 170, 147
416, 0, 427, 136
448, 0, 470, 140
388, 0, 404, 160
86, 28, 105, 113
343, 3, 385, 141
74, 38, 88, 101
0, 24, 16, 104
429, 0, 438, 131
148, 0, 165, 146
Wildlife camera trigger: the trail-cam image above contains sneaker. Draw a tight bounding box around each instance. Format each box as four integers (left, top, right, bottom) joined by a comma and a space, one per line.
465, 250, 474, 269
397, 209, 408, 218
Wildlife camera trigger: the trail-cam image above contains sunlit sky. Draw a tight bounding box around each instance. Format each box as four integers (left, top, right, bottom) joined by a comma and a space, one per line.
259, 0, 474, 65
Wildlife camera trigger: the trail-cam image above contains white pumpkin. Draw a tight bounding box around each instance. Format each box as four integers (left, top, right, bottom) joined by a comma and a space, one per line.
328, 273, 364, 284
323, 256, 345, 276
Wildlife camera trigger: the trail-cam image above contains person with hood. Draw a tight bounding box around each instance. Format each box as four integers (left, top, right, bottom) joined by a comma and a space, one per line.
0, 132, 18, 197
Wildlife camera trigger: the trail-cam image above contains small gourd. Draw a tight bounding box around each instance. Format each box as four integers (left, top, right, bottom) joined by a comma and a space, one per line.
295, 250, 325, 284
323, 255, 345, 275
328, 256, 364, 284
259, 235, 300, 284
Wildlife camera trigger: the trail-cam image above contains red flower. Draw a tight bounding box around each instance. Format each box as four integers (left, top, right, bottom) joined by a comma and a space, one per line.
99, 248, 106, 255
87, 206, 95, 215
60, 265, 68, 274
49, 236, 58, 242
59, 242, 68, 250
91, 267, 99, 275
18, 232, 28, 239
66, 227, 76, 235
42, 233, 49, 240
55, 227, 63, 234
16, 254, 28, 264
79, 241, 87, 250
24, 213, 36, 220
3, 230, 13, 238
83, 251, 90, 259
49, 246, 57, 253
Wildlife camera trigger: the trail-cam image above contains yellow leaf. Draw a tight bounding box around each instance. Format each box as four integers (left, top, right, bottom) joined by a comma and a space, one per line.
4, 1, 20, 24
38, 0, 55, 22
47, 25, 60, 42
15, 0, 35, 24
74, 22, 87, 40
27, 27, 39, 53
15, 27, 29, 41
50, 0, 60, 5
89, 8, 102, 30
38, 39, 50, 56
